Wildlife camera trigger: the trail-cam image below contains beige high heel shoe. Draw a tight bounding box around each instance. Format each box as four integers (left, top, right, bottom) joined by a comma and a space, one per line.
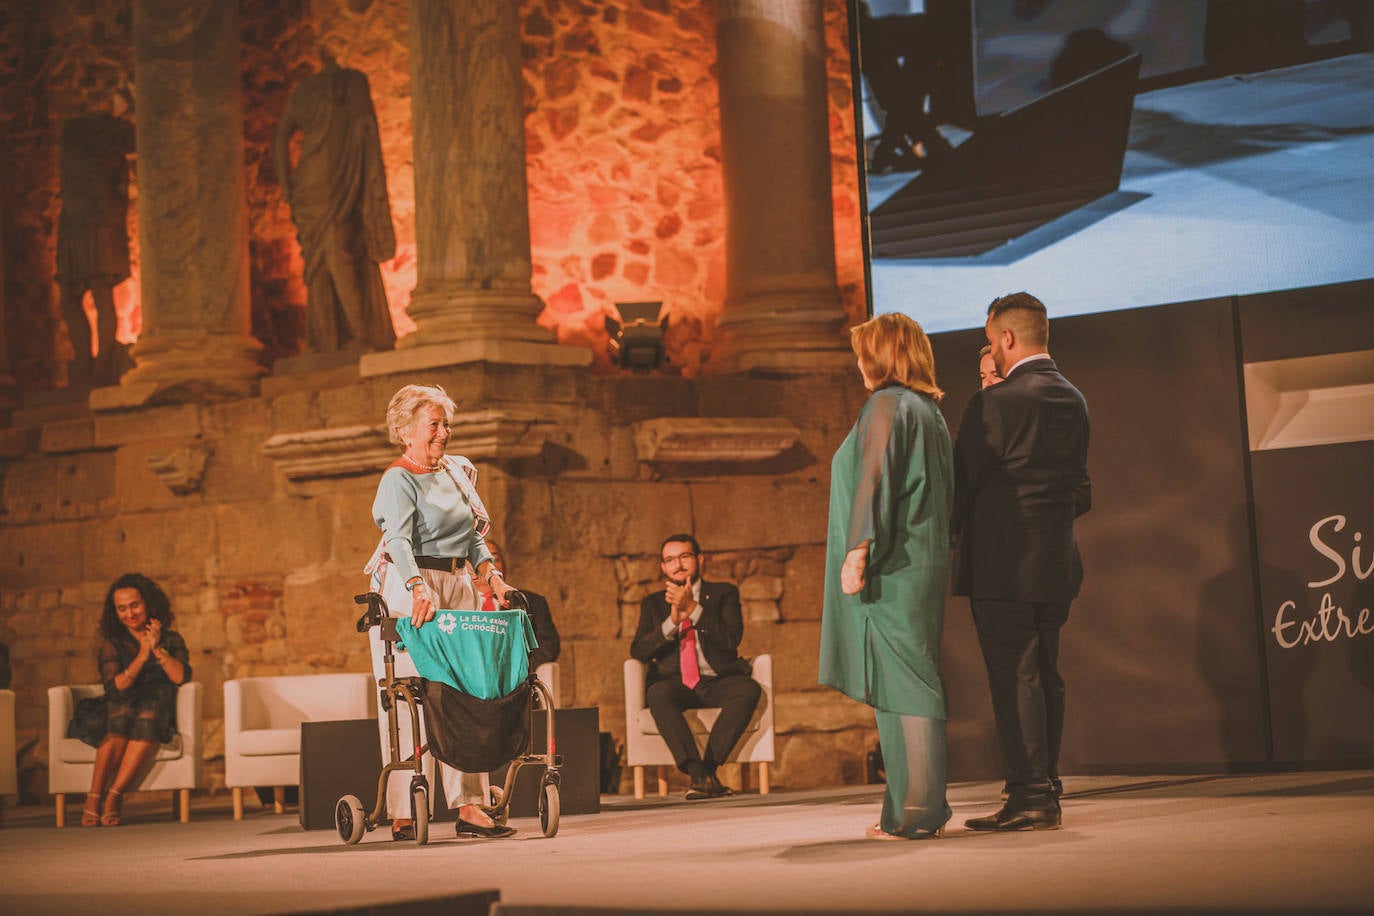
81, 792, 103, 827
101, 789, 124, 827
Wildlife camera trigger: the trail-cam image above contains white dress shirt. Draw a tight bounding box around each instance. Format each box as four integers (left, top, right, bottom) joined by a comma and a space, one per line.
658, 579, 717, 678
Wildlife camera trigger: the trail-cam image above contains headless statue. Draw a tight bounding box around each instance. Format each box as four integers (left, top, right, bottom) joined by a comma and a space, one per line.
273, 52, 397, 354
56, 113, 136, 387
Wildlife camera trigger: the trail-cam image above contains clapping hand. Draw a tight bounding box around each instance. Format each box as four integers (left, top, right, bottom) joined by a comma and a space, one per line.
841, 545, 868, 596
665, 579, 694, 624
137, 619, 163, 655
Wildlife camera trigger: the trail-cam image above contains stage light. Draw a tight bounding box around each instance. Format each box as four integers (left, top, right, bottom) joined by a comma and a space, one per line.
605, 301, 668, 372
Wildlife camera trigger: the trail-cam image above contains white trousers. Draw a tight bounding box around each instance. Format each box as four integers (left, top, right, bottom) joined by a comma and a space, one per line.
370, 561, 488, 814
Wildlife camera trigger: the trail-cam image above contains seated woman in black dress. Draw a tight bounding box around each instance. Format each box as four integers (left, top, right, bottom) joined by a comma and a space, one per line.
69, 573, 191, 826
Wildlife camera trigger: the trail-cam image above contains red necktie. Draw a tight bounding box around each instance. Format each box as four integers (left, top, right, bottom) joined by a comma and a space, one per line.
679, 618, 701, 689
481, 591, 496, 612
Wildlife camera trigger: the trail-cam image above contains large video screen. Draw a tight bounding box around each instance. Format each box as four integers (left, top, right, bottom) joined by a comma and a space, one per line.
855, 0, 1374, 333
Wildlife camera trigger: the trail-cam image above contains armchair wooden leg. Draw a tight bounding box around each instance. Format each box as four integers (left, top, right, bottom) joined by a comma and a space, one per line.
633, 766, 645, 800
179, 789, 191, 823
273, 786, 285, 814
656, 767, 668, 797
55, 793, 66, 828
758, 762, 770, 795
232, 787, 244, 820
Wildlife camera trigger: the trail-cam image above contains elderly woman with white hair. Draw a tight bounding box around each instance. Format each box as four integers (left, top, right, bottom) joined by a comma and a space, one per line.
369, 383, 519, 840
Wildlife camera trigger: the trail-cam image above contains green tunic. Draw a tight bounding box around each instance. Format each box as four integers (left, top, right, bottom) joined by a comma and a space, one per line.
819, 385, 953, 719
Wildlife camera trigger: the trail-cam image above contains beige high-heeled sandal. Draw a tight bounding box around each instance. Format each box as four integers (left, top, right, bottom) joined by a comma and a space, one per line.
101, 789, 124, 827
82, 792, 103, 827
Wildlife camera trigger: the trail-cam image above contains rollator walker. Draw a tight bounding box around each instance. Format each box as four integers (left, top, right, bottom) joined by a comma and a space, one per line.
334, 590, 562, 845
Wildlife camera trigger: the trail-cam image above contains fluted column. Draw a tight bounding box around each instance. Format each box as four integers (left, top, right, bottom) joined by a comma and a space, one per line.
102, 0, 262, 407
363, 0, 587, 376
713, 0, 850, 373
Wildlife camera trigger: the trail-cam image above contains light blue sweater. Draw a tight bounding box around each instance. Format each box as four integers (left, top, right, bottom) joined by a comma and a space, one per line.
372, 459, 494, 585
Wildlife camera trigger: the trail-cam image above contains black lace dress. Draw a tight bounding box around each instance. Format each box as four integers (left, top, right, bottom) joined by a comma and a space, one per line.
67, 631, 192, 747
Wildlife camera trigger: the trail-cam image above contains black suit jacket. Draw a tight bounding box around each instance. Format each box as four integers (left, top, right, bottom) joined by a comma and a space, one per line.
522, 590, 561, 669
630, 580, 751, 686
952, 357, 1091, 602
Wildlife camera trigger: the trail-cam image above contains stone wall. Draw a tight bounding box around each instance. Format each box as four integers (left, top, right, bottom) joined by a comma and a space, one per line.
0, 364, 880, 800
0, 0, 864, 383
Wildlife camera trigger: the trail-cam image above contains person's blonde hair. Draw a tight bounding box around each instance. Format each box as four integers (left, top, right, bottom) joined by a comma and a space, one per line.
386, 384, 456, 446
850, 313, 943, 401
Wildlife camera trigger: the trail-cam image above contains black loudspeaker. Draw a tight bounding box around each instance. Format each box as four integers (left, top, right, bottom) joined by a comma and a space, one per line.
299, 719, 383, 830
493, 707, 601, 817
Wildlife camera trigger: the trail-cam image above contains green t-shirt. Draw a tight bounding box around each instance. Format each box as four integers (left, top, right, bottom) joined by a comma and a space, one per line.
396, 609, 537, 700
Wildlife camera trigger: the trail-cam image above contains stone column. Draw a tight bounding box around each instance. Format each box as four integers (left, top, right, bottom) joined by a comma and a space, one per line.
101, 0, 262, 407
363, 0, 587, 376
0, 171, 17, 413
713, 0, 851, 373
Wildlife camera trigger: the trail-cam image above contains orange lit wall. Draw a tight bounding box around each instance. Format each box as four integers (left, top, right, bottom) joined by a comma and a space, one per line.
0, 0, 865, 383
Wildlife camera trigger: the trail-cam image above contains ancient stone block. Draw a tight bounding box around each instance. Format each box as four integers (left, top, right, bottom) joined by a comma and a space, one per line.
2, 451, 116, 523
283, 569, 364, 662
0, 522, 87, 590
93, 404, 203, 448
39, 418, 98, 454
569, 637, 631, 710
690, 479, 829, 551
551, 480, 692, 557
781, 545, 826, 621
539, 557, 620, 640
739, 621, 822, 693
215, 500, 333, 577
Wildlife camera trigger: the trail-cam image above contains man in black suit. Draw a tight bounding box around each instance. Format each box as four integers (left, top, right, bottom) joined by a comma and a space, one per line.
479, 540, 561, 671
631, 534, 760, 800
953, 292, 1091, 831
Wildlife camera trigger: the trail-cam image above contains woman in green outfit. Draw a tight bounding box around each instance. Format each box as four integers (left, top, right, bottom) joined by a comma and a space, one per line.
820, 312, 954, 840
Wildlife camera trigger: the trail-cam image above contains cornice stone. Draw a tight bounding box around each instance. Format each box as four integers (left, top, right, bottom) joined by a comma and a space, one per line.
632, 417, 800, 463
260, 411, 554, 482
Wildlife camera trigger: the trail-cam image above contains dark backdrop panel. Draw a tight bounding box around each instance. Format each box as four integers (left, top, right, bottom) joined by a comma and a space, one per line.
1249, 440, 1374, 764
1239, 279, 1374, 765
1237, 278, 1374, 362
930, 296, 1268, 779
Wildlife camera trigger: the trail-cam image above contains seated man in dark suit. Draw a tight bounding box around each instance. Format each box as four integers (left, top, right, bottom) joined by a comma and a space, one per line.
631, 534, 761, 800
476, 539, 561, 672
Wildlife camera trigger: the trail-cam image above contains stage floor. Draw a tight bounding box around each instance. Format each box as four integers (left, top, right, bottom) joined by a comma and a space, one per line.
870, 53, 1374, 333
2, 771, 1372, 915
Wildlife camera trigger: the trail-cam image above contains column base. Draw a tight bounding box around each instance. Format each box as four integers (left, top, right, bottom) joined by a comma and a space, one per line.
360, 337, 591, 378
711, 293, 853, 374
95, 331, 264, 409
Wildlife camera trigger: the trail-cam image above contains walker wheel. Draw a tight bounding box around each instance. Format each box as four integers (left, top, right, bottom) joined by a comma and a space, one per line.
411, 785, 430, 846
539, 781, 560, 838
336, 795, 366, 845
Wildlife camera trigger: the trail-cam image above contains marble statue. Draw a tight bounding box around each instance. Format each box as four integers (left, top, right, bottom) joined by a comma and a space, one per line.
56, 112, 136, 387
273, 52, 397, 354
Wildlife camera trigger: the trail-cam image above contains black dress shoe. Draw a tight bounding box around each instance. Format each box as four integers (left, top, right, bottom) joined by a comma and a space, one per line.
685, 773, 734, 800
965, 802, 1061, 831
456, 818, 516, 838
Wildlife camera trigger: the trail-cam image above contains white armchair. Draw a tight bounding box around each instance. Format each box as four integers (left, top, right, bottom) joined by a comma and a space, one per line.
534, 662, 559, 708
1, 690, 17, 825
223, 674, 375, 820
48, 682, 202, 826
623, 654, 774, 799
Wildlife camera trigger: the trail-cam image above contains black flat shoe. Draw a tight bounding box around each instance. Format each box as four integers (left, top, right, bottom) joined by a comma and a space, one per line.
391, 821, 415, 841
456, 818, 516, 839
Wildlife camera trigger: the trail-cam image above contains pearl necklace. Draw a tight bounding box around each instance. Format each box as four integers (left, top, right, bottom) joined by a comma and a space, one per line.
401, 452, 442, 472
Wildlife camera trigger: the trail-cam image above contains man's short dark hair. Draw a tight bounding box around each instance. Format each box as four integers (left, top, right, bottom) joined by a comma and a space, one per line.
987, 292, 1049, 349
660, 533, 701, 557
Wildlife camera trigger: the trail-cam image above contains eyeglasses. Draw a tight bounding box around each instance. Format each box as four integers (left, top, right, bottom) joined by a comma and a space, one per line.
660, 553, 697, 567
